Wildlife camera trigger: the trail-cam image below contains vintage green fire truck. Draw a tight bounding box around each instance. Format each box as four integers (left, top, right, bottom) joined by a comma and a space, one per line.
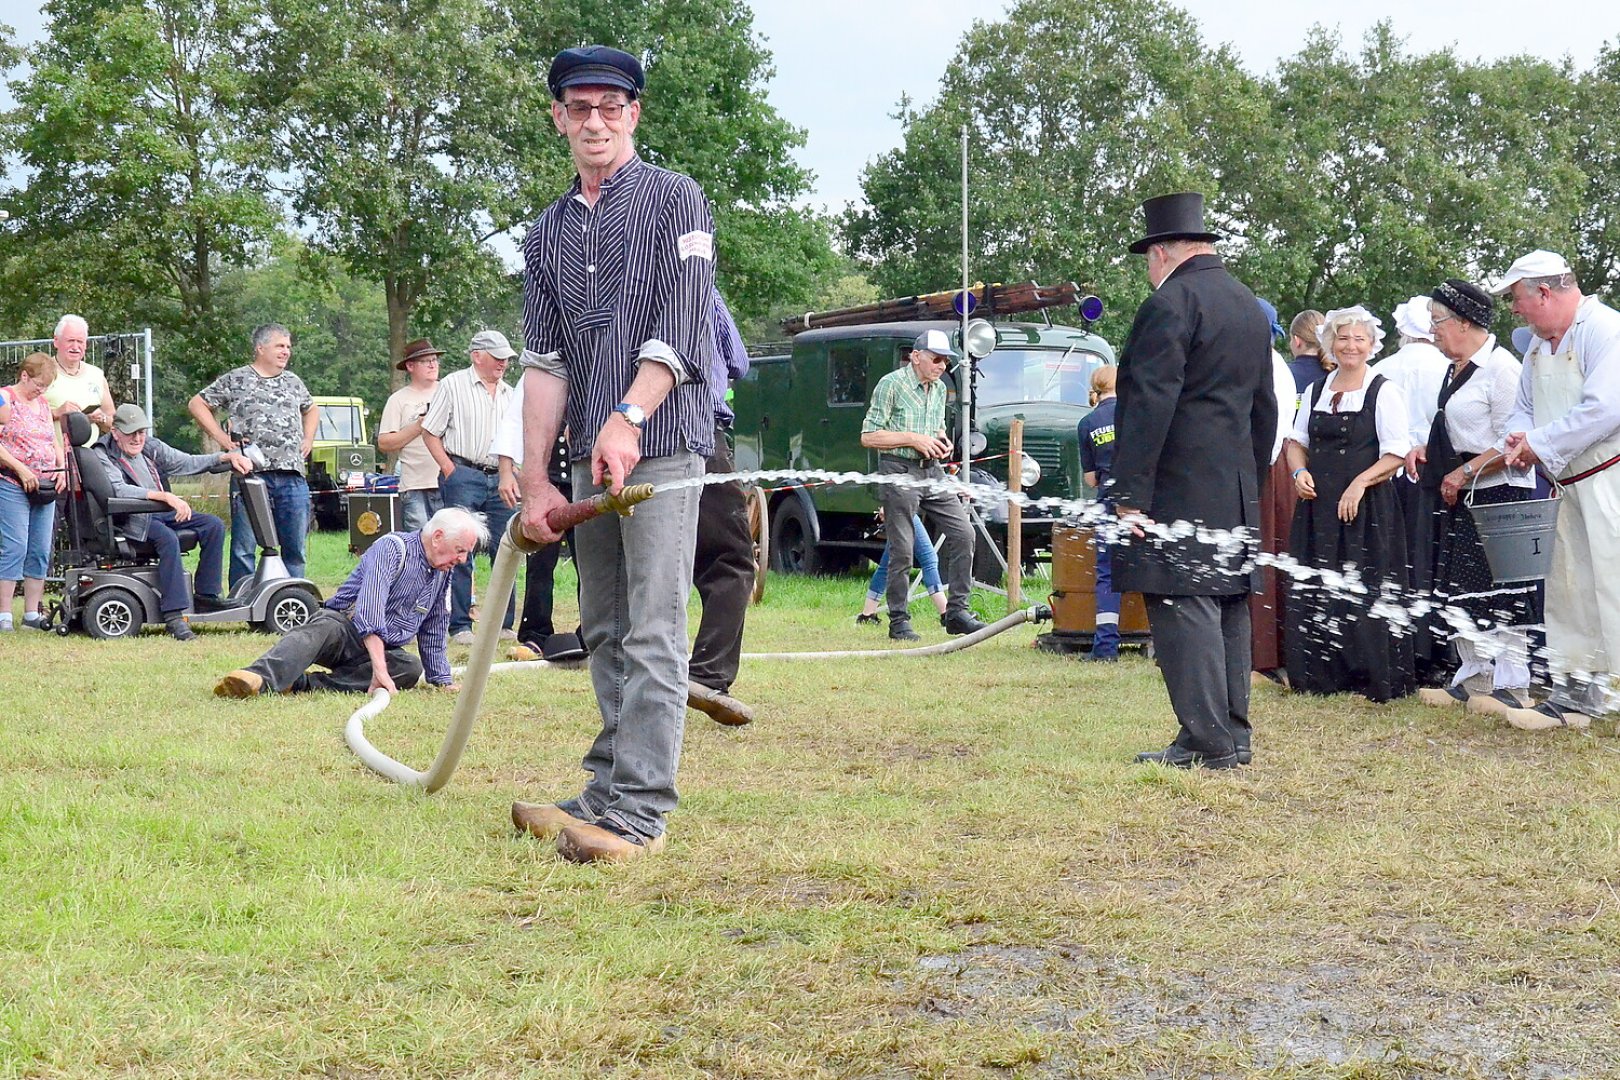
730, 283, 1116, 578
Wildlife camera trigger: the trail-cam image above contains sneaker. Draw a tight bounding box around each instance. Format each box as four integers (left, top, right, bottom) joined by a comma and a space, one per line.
498, 628, 518, 641
1416, 685, 1472, 708
21, 613, 45, 631
889, 618, 921, 642
1504, 700, 1593, 731
165, 615, 197, 642
556, 820, 667, 864
451, 630, 476, 646
1467, 688, 1533, 717
855, 613, 881, 626
0, 614, 12, 632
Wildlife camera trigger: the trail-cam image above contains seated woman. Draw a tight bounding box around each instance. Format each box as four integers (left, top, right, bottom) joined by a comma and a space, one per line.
0, 353, 66, 631
1409, 280, 1540, 715
1283, 307, 1416, 701
856, 513, 948, 627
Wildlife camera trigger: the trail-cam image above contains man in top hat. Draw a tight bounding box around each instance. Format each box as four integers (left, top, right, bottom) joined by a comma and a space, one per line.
379, 338, 444, 532
95, 404, 253, 639
512, 44, 718, 863
861, 329, 988, 642
422, 329, 517, 644
1110, 192, 1277, 769
1495, 250, 1620, 728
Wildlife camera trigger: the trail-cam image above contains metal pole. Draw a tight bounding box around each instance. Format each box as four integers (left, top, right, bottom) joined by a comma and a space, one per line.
1007, 418, 1023, 612
960, 123, 971, 481
143, 327, 154, 423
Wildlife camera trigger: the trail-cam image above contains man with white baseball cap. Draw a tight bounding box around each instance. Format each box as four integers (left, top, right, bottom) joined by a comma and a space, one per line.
860, 328, 985, 641
1493, 250, 1620, 729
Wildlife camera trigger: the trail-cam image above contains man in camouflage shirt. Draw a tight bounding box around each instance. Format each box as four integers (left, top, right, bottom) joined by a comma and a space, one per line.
188, 323, 318, 586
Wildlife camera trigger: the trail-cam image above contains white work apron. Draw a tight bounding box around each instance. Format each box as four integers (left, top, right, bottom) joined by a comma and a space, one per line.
1533, 345, 1620, 712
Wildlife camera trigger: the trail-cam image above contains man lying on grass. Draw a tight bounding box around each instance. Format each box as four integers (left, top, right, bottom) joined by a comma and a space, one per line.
214, 508, 485, 697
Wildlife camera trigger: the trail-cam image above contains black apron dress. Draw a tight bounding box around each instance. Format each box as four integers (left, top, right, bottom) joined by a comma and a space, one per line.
1420, 363, 1540, 656
1284, 374, 1416, 701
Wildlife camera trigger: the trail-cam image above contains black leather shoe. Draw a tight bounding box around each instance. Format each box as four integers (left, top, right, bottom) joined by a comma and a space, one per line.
941, 611, 989, 635
1083, 651, 1119, 662
1235, 744, 1252, 766
889, 619, 921, 642
1134, 745, 1240, 770
193, 594, 230, 613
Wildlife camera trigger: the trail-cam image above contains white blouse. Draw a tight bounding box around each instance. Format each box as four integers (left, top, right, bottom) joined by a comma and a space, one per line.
1290, 368, 1412, 459
1441, 337, 1531, 490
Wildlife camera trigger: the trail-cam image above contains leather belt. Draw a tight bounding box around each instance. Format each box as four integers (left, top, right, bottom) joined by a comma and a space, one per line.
449, 453, 499, 475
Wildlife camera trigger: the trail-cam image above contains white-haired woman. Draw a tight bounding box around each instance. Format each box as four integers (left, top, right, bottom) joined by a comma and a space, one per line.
1282, 306, 1416, 701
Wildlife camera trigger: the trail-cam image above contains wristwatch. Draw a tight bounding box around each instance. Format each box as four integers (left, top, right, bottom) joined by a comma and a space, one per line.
612, 403, 646, 430
1461, 461, 1476, 479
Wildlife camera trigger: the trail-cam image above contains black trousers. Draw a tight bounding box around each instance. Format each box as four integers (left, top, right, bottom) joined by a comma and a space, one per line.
247, 609, 424, 694
688, 428, 753, 693
518, 475, 572, 644
1144, 593, 1252, 758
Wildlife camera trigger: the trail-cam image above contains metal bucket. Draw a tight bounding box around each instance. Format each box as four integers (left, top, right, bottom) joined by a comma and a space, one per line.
1467, 485, 1560, 583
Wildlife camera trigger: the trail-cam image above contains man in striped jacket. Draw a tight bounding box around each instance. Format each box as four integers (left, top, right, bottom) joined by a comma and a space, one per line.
512, 44, 715, 864
213, 507, 485, 698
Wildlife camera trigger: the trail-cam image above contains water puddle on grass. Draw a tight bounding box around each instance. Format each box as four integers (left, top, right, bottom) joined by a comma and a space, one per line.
905, 944, 1590, 1076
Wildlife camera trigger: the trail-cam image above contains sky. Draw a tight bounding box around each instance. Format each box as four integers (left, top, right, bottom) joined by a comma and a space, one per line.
5, 0, 1619, 213
749, 0, 1620, 210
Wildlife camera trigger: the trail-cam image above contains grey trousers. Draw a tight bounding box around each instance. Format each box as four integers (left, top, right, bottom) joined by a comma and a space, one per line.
878, 457, 973, 620
247, 609, 424, 694
559, 452, 702, 839
1143, 593, 1252, 759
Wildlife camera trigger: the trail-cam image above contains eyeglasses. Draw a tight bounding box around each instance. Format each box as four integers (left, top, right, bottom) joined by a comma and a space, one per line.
1431, 311, 1457, 326
561, 100, 628, 122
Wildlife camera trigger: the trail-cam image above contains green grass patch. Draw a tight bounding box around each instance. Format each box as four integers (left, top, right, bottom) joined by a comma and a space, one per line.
4, 530, 1619, 1076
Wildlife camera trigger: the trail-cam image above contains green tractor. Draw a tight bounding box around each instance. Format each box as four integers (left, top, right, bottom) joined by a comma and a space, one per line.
307, 396, 375, 531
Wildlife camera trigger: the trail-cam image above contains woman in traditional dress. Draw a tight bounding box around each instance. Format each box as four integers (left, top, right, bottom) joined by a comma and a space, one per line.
1409, 279, 1540, 715
1283, 307, 1415, 701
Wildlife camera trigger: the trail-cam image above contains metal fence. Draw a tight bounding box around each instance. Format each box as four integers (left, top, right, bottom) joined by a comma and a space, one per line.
0, 330, 154, 419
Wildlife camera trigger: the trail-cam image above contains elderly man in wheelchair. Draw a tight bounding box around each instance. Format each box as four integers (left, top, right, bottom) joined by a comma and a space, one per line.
93, 404, 252, 639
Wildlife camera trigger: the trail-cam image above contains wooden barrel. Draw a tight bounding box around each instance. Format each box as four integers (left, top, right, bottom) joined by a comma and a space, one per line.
1048, 524, 1149, 637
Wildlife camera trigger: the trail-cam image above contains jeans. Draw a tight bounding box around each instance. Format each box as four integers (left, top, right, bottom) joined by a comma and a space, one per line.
399, 487, 442, 532
1092, 537, 1122, 657
867, 514, 943, 601
0, 479, 55, 581
146, 510, 226, 614
688, 429, 753, 694
440, 465, 514, 635
877, 457, 973, 620
247, 609, 423, 693
559, 451, 702, 840
230, 471, 309, 588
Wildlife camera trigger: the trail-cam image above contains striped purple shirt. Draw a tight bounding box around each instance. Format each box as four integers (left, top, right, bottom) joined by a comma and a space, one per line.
325, 531, 453, 685
519, 154, 716, 460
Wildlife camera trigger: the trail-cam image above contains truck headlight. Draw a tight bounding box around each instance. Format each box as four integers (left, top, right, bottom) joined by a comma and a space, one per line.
1018, 452, 1041, 488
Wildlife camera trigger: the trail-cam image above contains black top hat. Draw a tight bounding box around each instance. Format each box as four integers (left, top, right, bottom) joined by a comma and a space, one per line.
1129, 192, 1222, 255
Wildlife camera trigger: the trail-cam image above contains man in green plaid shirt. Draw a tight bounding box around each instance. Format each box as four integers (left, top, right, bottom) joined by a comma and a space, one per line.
861, 329, 988, 641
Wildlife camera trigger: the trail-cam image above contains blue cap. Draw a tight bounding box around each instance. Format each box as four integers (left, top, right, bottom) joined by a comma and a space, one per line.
1255, 297, 1285, 340
548, 45, 645, 100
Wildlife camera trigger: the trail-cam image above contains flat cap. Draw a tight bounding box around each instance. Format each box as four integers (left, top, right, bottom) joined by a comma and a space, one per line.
548, 45, 645, 100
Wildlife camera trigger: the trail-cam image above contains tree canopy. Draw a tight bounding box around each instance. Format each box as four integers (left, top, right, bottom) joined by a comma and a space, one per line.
843, 0, 1620, 350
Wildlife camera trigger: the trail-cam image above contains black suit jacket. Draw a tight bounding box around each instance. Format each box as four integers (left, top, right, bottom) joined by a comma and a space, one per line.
1109, 254, 1277, 596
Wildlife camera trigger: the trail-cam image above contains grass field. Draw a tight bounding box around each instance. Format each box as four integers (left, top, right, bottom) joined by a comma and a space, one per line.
4, 530, 1620, 1078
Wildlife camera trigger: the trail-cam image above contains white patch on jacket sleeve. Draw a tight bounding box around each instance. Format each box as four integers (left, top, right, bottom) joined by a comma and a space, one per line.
677, 230, 714, 261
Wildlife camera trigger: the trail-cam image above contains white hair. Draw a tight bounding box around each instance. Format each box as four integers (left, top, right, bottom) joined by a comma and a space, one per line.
54, 314, 88, 338
425, 506, 490, 550
1317, 306, 1386, 362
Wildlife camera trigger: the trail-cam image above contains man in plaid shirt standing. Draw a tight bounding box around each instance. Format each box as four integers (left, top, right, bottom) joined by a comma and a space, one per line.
861, 329, 987, 642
